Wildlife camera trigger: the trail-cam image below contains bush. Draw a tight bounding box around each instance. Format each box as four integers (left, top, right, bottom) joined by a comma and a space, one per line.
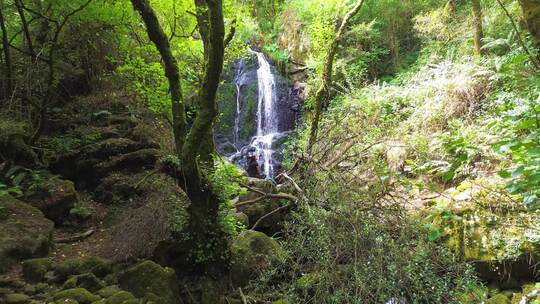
251, 203, 480, 304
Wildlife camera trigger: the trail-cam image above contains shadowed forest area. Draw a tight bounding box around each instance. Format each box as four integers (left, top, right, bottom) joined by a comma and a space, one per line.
0, 0, 540, 303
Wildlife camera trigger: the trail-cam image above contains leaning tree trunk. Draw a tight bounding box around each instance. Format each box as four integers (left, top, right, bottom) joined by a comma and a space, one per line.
471, 0, 483, 56
0, 2, 13, 99
519, 0, 540, 48
131, 0, 226, 272
307, 0, 365, 152
130, 0, 187, 154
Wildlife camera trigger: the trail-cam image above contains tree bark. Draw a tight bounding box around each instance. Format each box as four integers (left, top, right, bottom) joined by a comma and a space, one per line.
181, 0, 225, 254
0, 2, 13, 99
519, 0, 540, 48
307, 0, 365, 152
130, 0, 187, 154
131, 0, 226, 272
471, 0, 483, 56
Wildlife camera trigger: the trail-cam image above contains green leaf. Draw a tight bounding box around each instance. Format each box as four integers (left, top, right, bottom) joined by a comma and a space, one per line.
428, 228, 444, 242
498, 170, 511, 178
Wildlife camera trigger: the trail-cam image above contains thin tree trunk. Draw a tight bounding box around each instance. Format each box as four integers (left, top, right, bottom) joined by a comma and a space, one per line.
130, 0, 187, 154
471, 0, 483, 56
14, 0, 35, 58
308, 0, 365, 152
0, 2, 13, 98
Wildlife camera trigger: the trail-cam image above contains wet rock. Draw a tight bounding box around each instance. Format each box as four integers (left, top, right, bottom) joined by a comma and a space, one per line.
118, 260, 179, 304
22, 258, 52, 283
53, 288, 100, 304
230, 230, 283, 286
24, 177, 79, 225
56, 257, 112, 280
4, 293, 31, 304
0, 195, 54, 273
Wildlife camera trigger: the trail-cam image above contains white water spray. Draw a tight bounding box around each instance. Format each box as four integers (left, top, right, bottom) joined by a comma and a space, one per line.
251, 51, 279, 177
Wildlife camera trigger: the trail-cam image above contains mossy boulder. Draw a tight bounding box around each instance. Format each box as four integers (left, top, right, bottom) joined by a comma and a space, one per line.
0, 127, 38, 166
118, 261, 179, 304
105, 291, 135, 304
485, 293, 511, 304
230, 230, 284, 286
24, 176, 80, 224
55, 299, 79, 304
97, 285, 121, 298
427, 178, 540, 282
0, 195, 54, 273
4, 293, 31, 304
53, 288, 100, 304
22, 258, 52, 283
62, 273, 105, 292
56, 257, 112, 280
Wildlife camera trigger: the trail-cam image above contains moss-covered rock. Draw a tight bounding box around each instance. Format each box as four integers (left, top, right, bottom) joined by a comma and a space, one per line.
105, 291, 135, 304
62, 273, 105, 292
485, 293, 511, 304
4, 293, 31, 304
0, 195, 54, 273
97, 286, 121, 298
118, 261, 179, 304
0, 121, 38, 166
24, 176, 80, 224
56, 257, 112, 280
426, 178, 540, 282
272, 300, 289, 304
230, 230, 284, 286
55, 299, 79, 304
53, 288, 100, 304
22, 258, 52, 283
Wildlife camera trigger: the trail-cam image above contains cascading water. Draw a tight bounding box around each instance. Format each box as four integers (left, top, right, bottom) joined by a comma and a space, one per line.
251, 51, 278, 177
221, 50, 303, 178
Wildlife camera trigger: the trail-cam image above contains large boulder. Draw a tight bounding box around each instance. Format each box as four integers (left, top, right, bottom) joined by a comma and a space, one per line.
0, 195, 54, 273
24, 176, 79, 224
53, 288, 100, 304
230, 230, 284, 286
427, 178, 540, 285
21, 258, 52, 283
118, 260, 179, 304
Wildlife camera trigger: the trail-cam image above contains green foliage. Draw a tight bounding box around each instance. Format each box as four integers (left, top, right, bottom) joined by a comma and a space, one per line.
437, 122, 481, 183
251, 203, 479, 304
208, 158, 247, 236
117, 54, 170, 116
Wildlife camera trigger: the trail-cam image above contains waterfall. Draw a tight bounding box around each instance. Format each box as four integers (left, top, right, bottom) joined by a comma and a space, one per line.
252, 51, 278, 177
233, 59, 244, 148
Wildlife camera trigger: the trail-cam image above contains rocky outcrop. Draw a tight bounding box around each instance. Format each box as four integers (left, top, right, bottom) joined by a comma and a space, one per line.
24, 176, 79, 225
0, 195, 54, 273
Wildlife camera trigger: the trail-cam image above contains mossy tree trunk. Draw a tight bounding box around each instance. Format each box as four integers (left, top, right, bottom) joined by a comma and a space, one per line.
131, 0, 226, 272
307, 0, 365, 153
471, 0, 483, 57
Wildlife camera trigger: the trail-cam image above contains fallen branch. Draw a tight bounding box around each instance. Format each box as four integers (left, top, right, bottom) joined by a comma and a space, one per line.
251, 204, 291, 231
55, 229, 94, 243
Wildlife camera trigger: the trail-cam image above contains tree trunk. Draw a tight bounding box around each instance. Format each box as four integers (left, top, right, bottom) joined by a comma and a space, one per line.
181, 0, 225, 263
471, 0, 483, 56
130, 0, 187, 154
131, 0, 226, 272
307, 0, 365, 152
14, 0, 35, 58
519, 0, 540, 47
0, 2, 13, 99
